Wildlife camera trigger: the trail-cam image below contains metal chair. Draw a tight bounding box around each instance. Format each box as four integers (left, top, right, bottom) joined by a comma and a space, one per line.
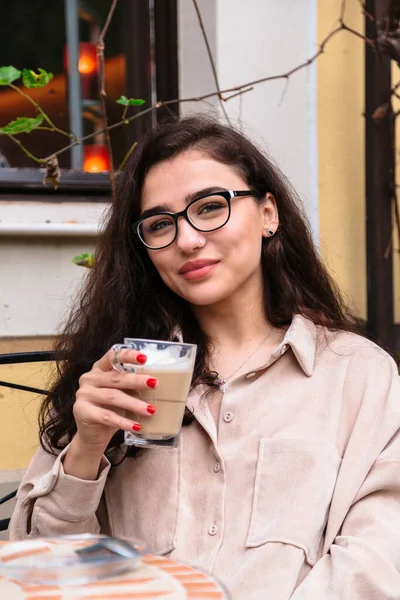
0, 351, 53, 532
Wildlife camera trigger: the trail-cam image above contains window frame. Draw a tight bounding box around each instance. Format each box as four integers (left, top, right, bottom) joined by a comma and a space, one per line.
0, 0, 179, 200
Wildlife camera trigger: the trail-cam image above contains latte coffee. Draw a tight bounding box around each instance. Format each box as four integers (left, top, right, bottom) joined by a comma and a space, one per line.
129, 361, 193, 437
114, 338, 197, 448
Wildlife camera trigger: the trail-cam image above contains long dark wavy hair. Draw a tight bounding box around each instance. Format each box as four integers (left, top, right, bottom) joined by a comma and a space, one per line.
39, 115, 360, 460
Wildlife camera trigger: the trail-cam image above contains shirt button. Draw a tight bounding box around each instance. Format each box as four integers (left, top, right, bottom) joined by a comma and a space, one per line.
208, 524, 219, 536
246, 372, 256, 379
223, 411, 234, 423
213, 462, 221, 473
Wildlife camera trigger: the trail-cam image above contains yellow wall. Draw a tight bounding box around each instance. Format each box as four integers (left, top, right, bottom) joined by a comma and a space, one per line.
317, 1, 366, 319
318, 2, 400, 324
0, 337, 54, 470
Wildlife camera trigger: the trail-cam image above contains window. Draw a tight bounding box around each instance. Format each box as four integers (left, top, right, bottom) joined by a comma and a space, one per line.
0, 0, 178, 195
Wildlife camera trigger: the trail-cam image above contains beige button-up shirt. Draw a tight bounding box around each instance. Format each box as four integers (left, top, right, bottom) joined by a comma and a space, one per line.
10, 315, 400, 599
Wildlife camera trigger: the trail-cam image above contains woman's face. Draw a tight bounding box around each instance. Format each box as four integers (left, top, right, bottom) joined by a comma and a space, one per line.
140, 150, 279, 307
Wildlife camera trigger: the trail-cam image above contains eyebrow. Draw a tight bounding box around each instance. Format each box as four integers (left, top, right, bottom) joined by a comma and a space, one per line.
139, 186, 228, 220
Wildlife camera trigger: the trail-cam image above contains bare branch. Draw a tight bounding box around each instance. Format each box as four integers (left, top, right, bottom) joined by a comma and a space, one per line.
191, 0, 231, 124
96, 0, 119, 200
117, 142, 137, 173
394, 191, 400, 255
278, 77, 290, 107
8, 83, 75, 140
341, 22, 375, 47
357, 0, 374, 22
44, 105, 157, 162
39, 20, 375, 164
224, 87, 254, 101
7, 6, 375, 174
340, 0, 347, 23
185, 25, 345, 99
5, 134, 44, 164
98, 0, 119, 44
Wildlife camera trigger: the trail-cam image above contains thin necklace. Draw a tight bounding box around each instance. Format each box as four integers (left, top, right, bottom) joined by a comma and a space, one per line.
216, 326, 274, 393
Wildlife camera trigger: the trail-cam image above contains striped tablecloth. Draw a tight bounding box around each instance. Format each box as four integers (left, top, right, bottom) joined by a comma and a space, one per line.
0, 539, 227, 599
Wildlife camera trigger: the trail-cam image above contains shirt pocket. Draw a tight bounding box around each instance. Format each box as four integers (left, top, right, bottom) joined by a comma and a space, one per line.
245, 437, 341, 566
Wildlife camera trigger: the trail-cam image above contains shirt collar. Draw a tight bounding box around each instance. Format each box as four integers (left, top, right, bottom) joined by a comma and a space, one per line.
178, 313, 318, 381
275, 314, 317, 377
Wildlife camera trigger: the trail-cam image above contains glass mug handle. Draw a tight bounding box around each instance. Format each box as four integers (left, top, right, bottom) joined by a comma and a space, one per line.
110, 343, 136, 373
110, 344, 139, 446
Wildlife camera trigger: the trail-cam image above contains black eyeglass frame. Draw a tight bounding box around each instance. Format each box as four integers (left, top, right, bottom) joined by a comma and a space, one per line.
133, 190, 257, 250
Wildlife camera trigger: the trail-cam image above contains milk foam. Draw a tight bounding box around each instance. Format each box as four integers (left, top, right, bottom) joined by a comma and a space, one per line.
125, 343, 193, 371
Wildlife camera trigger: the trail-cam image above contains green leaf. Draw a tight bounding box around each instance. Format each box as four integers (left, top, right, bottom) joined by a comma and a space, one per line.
0, 66, 21, 85
72, 253, 95, 268
0, 115, 44, 135
22, 68, 53, 88
116, 95, 146, 106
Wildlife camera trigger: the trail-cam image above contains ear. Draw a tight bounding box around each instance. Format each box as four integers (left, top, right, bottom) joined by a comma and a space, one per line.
260, 193, 279, 238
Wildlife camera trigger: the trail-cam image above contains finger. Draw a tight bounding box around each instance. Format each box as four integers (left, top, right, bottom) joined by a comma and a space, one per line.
97, 408, 143, 433
74, 401, 142, 433
80, 370, 158, 391
77, 385, 156, 416
94, 347, 148, 373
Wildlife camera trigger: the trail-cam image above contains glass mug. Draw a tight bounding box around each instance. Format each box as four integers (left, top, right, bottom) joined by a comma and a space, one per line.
111, 339, 197, 448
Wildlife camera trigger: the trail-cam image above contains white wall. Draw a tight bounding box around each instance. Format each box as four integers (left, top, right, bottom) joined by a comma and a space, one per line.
178, 0, 319, 239
0, 202, 106, 337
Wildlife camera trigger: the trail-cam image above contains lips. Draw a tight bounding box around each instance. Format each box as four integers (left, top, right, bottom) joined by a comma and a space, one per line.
178, 258, 219, 276
178, 258, 219, 275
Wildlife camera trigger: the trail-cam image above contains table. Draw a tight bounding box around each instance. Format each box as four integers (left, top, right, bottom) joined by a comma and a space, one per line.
0, 539, 228, 599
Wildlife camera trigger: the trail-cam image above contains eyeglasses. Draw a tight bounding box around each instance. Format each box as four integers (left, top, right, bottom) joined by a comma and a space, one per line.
133, 190, 256, 250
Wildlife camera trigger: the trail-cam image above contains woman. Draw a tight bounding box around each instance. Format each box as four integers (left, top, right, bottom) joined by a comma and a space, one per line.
10, 116, 400, 599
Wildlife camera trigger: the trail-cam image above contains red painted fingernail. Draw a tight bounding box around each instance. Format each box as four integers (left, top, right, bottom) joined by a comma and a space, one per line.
147, 405, 157, 414
146, 378, 158, 389
137, 354, 147, 364
132, 423, 141, 431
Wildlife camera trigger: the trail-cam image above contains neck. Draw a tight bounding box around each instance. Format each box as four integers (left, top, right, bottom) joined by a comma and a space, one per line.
192, 280, 271, 351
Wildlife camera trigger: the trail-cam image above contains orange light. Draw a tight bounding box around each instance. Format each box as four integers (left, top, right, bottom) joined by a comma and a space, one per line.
78, 42, 98, 75
83, 145, 110, 173
64, 42, 98, 74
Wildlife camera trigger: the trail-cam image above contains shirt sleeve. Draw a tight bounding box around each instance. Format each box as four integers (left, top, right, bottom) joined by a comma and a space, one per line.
291, 358, 400, 599
9, 444, 111, 539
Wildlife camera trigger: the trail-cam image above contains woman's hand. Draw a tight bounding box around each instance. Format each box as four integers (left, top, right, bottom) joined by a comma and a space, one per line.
63, 348, 157, 479
73, 347, 157, 453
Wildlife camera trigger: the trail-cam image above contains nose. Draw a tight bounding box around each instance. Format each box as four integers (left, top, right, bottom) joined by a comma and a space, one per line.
175, 217, 206, 253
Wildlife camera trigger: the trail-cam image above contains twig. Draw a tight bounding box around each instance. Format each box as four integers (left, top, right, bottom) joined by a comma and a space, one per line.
6, 134, 44, 163
384, 234, 392, 259
340, 0, 347, 23
96, 0, 119, 200
99, 0, 119, 41
278, 77, 290, 107
10, 12, 377, 168
117, 141, 137, 173
191, 0, 231, 125
394, 190, 400, 258
156, 100, 178, 120
180, 25, 344, 100
43, 105, 158, 161
8, 83, 75, 139
224, 87, 254, 101
39, 22, 372, 163
341, 22, 375, 47
357, 0, 375, 22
